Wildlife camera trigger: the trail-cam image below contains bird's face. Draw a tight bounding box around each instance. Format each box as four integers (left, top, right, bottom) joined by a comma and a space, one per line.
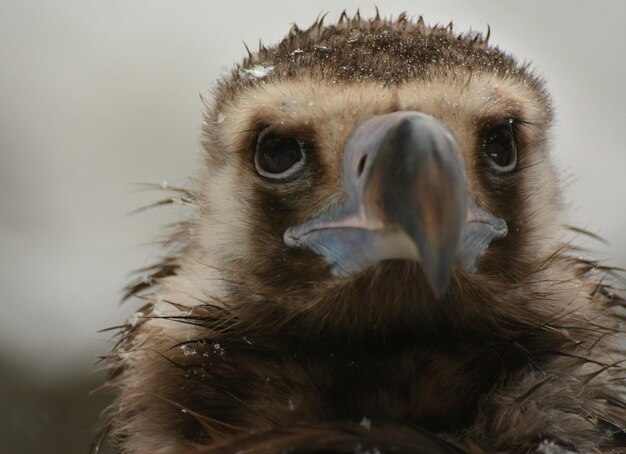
199, 38, 558, 334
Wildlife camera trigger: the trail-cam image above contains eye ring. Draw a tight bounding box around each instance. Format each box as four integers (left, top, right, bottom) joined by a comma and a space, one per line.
254, 129, 307, 180
483, 120, 517, 173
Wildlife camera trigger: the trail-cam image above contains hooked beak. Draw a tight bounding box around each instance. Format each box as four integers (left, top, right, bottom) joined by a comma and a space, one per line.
284, 112, 507, 297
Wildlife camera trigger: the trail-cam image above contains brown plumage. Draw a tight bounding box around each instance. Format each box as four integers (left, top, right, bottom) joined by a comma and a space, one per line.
99, 13, 626, 454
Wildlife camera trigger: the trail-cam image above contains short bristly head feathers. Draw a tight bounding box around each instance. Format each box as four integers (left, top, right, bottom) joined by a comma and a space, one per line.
189, 12, 563, 337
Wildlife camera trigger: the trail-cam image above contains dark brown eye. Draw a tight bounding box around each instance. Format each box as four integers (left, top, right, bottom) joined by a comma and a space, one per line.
483, 121, 517, 172
254, 130, 306, 179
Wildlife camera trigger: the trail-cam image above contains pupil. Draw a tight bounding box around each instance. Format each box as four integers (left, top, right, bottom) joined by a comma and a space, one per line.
488, 141, 510, 166
260, 135, 302, 174
485, 126, 516, 170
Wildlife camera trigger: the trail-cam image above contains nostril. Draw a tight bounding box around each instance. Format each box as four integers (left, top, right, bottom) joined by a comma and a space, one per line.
357, 154, 368, 177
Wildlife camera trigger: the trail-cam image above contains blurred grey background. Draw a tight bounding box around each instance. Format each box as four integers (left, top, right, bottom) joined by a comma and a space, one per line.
1, 1, 625, 452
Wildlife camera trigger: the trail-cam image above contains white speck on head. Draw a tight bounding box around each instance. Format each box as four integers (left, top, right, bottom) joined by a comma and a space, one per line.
180, 345, 197, 356
150, 304, 163, 317
537, 440, 576, 454
127, 311, 144, 327
359, 416, 371, 430
216, 113, 225, 123
240, 64, 275, 80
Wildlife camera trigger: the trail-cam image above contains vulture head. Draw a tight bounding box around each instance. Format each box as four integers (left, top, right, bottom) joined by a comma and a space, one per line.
102, 12, 626, 454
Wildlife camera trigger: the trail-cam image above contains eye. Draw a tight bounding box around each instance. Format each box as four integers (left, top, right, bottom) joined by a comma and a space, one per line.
254, 130, 306, 179
483, 121, 517, 172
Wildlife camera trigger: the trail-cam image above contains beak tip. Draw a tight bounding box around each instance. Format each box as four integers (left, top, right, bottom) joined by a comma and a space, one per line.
426, 268, 452, 300
416, 243, 456, 299
434, 279, 450, 300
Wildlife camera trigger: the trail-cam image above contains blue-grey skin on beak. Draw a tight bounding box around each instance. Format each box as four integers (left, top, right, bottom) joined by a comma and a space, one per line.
284, 112, 507, 297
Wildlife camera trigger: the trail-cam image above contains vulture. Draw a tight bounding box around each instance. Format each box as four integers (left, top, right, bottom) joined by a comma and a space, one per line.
99, 12, 626, 454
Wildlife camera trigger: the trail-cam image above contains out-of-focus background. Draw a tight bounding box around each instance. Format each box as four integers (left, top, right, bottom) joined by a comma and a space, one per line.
1, 1, 624, 452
